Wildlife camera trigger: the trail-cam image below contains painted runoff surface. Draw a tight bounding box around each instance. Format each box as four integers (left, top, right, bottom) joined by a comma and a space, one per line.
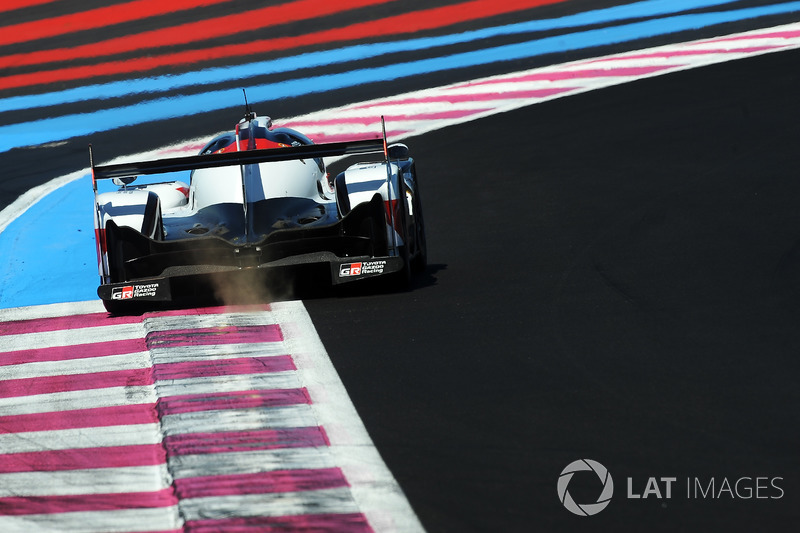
0, 301, 422, 532
3, 22, 800, 310
3, 1, 800, 153
2, 15, 800, 532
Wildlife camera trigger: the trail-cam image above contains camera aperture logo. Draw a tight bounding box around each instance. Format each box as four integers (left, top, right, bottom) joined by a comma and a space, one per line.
557, 459, 614, 516
558, 459, 785, 517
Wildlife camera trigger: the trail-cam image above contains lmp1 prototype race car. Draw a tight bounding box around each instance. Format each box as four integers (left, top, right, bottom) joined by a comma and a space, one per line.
90, 111, 426, 313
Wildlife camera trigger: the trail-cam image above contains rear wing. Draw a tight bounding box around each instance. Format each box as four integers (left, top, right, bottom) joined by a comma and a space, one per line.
90, 138, 386, 187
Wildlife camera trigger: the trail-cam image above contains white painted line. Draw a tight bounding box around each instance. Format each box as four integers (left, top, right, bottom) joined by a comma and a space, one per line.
271, 301, 426, 533
0, 352, 151, 380
0, 324, 144, 352
142, 311, 280, 332
154, 371, 300, 397
160, 404, 317, 436
0, 507, 181, 533
149, 341, 287, 363
277, 21, 800, 146
0, 423, 162, 454
0, 169, 89, 235
0, 466, 172, 497
4, 22, 800, 242
180, 487, 361, 521
0, 386, 157, 416
168, 447, 337, 479
0, 300, 105, 321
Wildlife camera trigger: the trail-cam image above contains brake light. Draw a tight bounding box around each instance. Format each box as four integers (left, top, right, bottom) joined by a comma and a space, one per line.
384, 199, 402, 234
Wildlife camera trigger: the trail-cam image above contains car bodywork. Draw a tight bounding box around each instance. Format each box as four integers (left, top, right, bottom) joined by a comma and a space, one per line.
91, 113, 426, 312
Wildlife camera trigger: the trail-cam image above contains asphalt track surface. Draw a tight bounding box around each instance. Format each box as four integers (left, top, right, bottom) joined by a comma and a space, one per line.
306, 48, 800, 531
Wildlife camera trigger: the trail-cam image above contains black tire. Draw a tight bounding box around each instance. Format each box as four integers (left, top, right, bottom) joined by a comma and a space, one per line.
334, 172, 351, 217
409, 168, 427, 274
102, 298, 147, 316
390, 179, 413, 291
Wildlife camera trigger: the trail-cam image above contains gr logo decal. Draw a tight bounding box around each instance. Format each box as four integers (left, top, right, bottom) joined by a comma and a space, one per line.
340, 263, 363, 277
339, 261, 387, 277
111, 286, 134, 300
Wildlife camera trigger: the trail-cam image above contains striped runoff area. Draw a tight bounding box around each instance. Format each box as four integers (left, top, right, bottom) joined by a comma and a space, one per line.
273, 21, 800, 144
141, 20, 800, 160
4, 19, 800, 311
4, 1, 800, 154
0, 301, 422, 532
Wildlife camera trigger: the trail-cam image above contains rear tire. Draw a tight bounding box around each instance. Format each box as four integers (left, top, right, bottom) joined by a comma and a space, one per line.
334, 172, 351, 217
390, 181, 413, 291
102, 299, 147, 316
410, 171, 427, 274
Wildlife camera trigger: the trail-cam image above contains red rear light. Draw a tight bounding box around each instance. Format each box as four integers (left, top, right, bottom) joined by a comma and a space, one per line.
384, 199, 402, 234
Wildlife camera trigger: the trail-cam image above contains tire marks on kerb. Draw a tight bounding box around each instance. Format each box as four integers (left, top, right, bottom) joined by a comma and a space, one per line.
0, 301, 422, 532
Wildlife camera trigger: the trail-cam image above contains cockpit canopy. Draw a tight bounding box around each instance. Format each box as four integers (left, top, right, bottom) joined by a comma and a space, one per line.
188, 113, 329, 211
198, 114, 325, 174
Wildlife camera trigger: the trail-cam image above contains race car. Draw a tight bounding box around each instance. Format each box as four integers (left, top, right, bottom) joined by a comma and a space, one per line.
90, 111, 426, 313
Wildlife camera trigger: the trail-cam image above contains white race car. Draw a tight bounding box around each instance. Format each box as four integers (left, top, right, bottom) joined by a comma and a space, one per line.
91, 111, 426, 312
